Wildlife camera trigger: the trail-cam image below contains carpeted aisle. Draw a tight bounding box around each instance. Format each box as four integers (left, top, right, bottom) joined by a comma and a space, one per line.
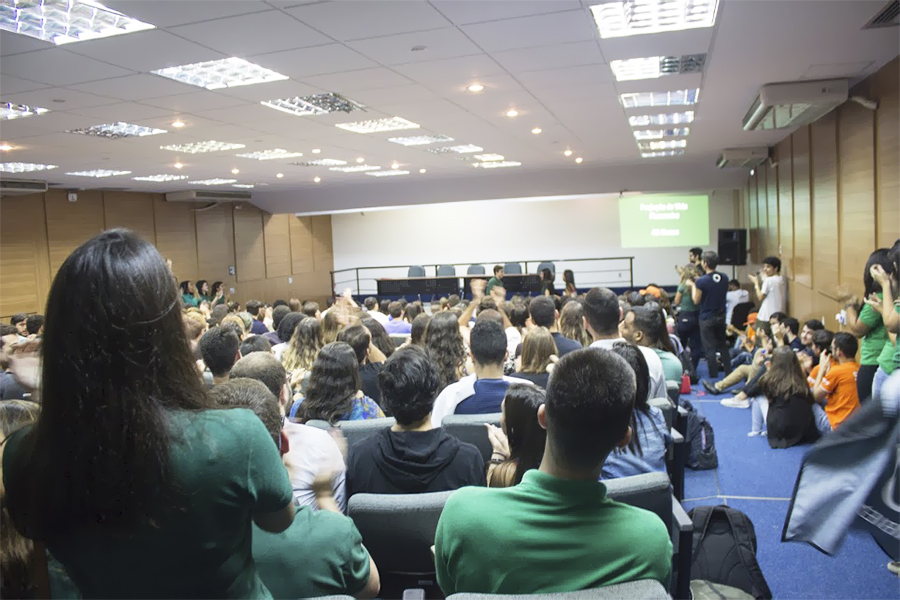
681, 363, 899, 599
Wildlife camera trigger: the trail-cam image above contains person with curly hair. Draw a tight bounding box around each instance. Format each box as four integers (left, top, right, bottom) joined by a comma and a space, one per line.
424, 311, 468, 390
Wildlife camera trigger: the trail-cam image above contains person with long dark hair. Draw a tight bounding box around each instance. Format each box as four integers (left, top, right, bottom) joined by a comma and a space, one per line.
209, 281, 227, 307
283, 316, 323, 388
1, 229, 294, 598
866, 239, 900, 400
179, 280, 199, 307
195, 279, 210, 303
425, 311, 468, 389
360, 317, 395, 360
486, 384, 547, 488
563, 269, 577, 297
292, 342, 384, 424
514, 327, 557, 388
559, 301, 590, 348
540, 269, 556, 297
751, 347, 819, 447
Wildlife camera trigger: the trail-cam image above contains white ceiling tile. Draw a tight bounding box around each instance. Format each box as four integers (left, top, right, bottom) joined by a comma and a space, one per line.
368, 98, 473, 124
431, 1, 583, 25
102, 0, 271, 28
284, 1, 450, 41
65, 30, 226, 73
201, 103, 291, 124
65, 102, 174, 122
349, 85, 441, 107
514, 64, 613, 92
0, 49, 134, 86
0, 74, 50, 95
346, 27, 483, 66
461, 10, 596, 53
801, 61, 876, 80
492, 41, 604, 73
0, 111, 99, 139
169, 10, 333, 56
391, 54, 505, 86
66, 74, 198, 101
597, 28, 714, 62
614, 73, 704, 95
302, 68, 414, 93
0, 34, 52, 56
3, 86, 119, 110
215, 79, 325, 102
138, 92, 254, 112
253, 44, 377, 78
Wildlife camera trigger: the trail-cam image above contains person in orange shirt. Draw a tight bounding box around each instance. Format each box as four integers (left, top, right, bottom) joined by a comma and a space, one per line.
808, 332, 860, 433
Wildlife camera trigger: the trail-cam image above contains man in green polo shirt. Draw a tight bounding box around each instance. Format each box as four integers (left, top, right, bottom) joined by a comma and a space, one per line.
485, 265, 504, 295
434, 348, 672, 595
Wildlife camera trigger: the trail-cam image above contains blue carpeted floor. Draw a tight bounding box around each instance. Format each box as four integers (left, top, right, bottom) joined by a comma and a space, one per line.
682, 363, 900, 599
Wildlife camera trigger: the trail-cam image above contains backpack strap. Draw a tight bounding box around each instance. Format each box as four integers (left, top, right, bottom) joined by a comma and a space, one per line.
689, 506, 717, 559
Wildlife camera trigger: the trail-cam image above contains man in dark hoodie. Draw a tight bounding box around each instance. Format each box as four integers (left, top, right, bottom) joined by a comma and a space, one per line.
346, 346, 486, 497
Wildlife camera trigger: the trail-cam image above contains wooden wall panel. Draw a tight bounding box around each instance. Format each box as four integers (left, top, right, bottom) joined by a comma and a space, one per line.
290, 216, 315, 274
873, 56, 900, 247
311, 215, 334, 273
45, 190, 105, 278
102, 192, 156, 243
792, 126, 813, 288
810, 111, 839, 298
233, 204, 266, 283
838, 97, 876, 290
195, 203, 236, 287
153, 198, 198, 283
765, 161, 779, 258
263, 213, 292, 279
749, 174, 759, 262
0, 194, 51, 318
777, 137, 793, 273
757, 168, 769, 262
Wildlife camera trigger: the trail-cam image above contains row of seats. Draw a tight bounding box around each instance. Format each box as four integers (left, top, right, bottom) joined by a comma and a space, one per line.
408, 262, 556, 278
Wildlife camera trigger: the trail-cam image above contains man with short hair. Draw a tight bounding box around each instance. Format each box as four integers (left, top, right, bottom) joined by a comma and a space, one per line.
688, 251, 733, 378
347, 346, 484, 497
800, 319, 824, 351
779, 317, 804, 352
210, 378, 380, 599
302, 301, 320, 319
485, 265, 504, 296
199, 326, 242, 385
245, 300, 270, 335
431, 319, 530, 424
383, 301, 412, 335
264, 305, 291, 346
725, 279, 750, 325
240, 335, 272, 356
435, 348, 672, 595
799, 328, 834, 374
582, 287, 667, 400
515, 296, 582, 357
750, 256, 786, 322
10, 314, 27, 340
363, 297, 389, 326
337, 324, 387, 405
809, 332, 860, 433
621, 305, 683, 384
24, 314, 43, 337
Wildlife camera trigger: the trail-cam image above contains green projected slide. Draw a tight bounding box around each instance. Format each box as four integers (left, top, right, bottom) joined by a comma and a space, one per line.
619, 194, 710, 248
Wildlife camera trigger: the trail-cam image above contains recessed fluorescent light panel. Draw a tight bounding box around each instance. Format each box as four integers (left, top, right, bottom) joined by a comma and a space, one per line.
160, 140, 246, 154
152, 57, 287, 90
261, 93, 365, 116
629, 111, 694, 127
638, 139, 688, 151
641, 149, 685, 158
388, 134, 454, 146
232, 184, 254, 188
0, 0, 155, 45
0, 162, 57, 172
235, 149, 304, 160
329, 165, 381, 172
611, 54, 706, 81
620, 89, 700, 108
427, 144, 483, 155
335, 117, 420, 134
473, 161, 522, 169
590, 0, 720, 39
293, 159, 347, 167
68, 122, 167, 139
633, 127, 691, 140
132, 174, 189, 182
472, 154, 505, 162
66, 169, 131, 177
190, 178, 238, 185
365, 170, 410, 177
0, 102, 49, 120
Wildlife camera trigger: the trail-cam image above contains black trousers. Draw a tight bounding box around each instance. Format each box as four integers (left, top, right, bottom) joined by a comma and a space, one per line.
678, 310, 703, 369
857, 363, 878, 403
699, 314, 732, 378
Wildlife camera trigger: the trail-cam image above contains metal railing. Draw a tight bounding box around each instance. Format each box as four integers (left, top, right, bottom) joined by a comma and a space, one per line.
330, 257, 634, 298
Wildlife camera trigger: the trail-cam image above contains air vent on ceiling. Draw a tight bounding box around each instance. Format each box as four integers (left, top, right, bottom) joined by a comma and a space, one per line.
166, 190, 252, 203
863, 0, 899, 28
716, 147, 769, 169
0, 178, 49, 196
742, 79, 849, 131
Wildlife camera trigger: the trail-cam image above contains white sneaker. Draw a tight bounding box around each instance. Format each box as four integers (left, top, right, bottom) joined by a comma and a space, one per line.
747, 431, 767, 437
721, 397, 750, 409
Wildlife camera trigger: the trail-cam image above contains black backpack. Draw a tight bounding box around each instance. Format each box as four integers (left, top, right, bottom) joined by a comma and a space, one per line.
689, 505, 773, 600
681, 400, 718, 470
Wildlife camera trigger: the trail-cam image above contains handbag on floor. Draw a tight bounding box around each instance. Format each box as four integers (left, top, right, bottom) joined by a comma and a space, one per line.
681, 400, 718, 470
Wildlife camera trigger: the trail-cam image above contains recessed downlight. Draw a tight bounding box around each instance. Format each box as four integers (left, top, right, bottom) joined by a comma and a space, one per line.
231, 168, 240, 174
467, 83, 484, 93
563, 150, 573, 157
531, 127, 542, 134
276, 173, 284, 178
313, 176, 321, 183
171, 120, 186, 128
419, 168, 427, 174
312, 148, 321, 154
575, 157, 583, 164
173, 162, 184, 169
506, 108, 519, 118
356, 157, 365, 163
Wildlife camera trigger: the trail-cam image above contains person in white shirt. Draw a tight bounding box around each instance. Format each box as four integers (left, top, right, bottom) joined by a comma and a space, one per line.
725, 280, 750, 325
363, 297, 389, 326
750, 256, 786, 322
582, 287, 668, 400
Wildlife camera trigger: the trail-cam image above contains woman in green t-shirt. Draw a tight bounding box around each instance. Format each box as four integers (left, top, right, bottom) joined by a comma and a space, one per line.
1, 230, 295, 598
179, 280, 200, 307
673, 264, 703, 374
866, 245, 899, 401
209, 281, 228, 307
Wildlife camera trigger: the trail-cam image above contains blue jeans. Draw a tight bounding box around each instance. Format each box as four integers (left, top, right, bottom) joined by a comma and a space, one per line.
872, 367, 890, 402
750, 396, 768, 434
812, 403, 832, 435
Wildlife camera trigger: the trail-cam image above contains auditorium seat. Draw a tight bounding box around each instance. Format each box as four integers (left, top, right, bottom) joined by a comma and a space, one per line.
649, 397, 688, 501
408, 265, 426, 277
349, 490, 453, 599
437, 264, 456, 277
503, 262, 522, 275
446, 579, 669, 599
536, 261, 555, 276
441, 412, 502, 462
305, 417, 396, 451
467, 265, 486, 275
390, 333, 410, 347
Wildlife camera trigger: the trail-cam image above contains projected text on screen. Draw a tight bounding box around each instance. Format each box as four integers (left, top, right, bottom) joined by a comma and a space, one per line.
619, 194, 709, 248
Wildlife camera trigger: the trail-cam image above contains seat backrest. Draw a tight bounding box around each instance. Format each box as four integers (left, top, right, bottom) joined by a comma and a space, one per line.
305, 419, 331, 431
408, 265, 426, 277
731, 301, 755, 328
446, 579, 670, 599
390, 333, 409, 347
337, 417, 396, 451
649, 397, 675, 430
503, 262, 522, 275
441, 412, 502, 462
437, 264, 456, 277
537, 261, 555, 276
603, 472, 672, 533
467, 264, 486, 275
666, 381, 680, 404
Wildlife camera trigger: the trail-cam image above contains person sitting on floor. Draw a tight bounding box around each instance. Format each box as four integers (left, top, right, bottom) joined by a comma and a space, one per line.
809, 332, 861, 434
749, 346, 820, 447
703, 325, 773, 400
798, 328, 834, 375
434, 348, 672, 595
485, 384, 547, 488
346, 346, 484, 497
514, 326, 557, 389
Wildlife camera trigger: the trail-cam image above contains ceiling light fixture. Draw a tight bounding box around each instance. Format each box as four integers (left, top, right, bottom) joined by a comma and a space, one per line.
610, 54, 706, 81
191, 178, 238, 185
590, 0, 720, 39
0, 0, 155, 45
641, 149, 686, 158
0, 102, 49, 120
427, 144, 483, 155
311, 148, 321, 154
66, 169, 131, 177
506, 109, 519, 117
276, 173, 284, 178
68, 121, 167, 139
633, 127, 691, 140
232, 184, 254, 188
638, 139, 688, 151
0, 162, 57, 172
629, 111, 694, 127
173, 162, 184, 169
235, 149, 303, 160
335, 116, 420, 134
0, 143, 12, 151
294, 159, 347, 167
620, 89, 700, 108
171, 120, 186, 128
531, 127, 542, 134
132, 174, 189, 182
313, 176, 321, 183
231, 168, 240, 174
419, 168, 426, 174
467, 83, 485, 92
365, 170, 410, 177
391, 162, 400, 169
563, 150, 573, 157
152, 57, 288, 90
388, 134, 454, 146
473, 161, 522, 169
160, 140, 246, 154
473, 153, 505, 162
356, 157, 365, 163
261, 92, 365, 116
329, 164, 381, 173
575, 157, 583, 164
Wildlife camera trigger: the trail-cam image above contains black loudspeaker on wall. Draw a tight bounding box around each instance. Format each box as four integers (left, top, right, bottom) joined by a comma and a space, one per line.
717, 229, 747, 266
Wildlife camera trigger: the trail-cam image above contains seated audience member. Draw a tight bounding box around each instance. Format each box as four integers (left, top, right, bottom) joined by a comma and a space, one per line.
0, 325, 28, 400
708, 328, 775, 405
361, 317, 395, 359
272, 312, 304, 362
447, 294, 461, 309
425, 312, 469, 389
801, 329, 834, 374
559, 301, 590, 348
750, 256, 786, 322
505, 302, 528, 352
346, 347, 484, 497
24, 315, 43, 338
799, 319, 825, 358
809, 332, 861, 433
602, 343, 670, 479
10, 314, 27, 340
302, 301, 321, 319
180, 280, 200, 307
410, 313, 430, 346
208, 281, 227, 307
725, 279, 750, 325
621, 305, 682, 384
383, 302, 412, 335
183, 311, 208, 353
240, 335, 272, 356
485, 384, 547, 488
432, 320, 530, 424
264, 305, 291, 346
221, 313, 249, 340
563, 269, 578, 297
199, 326, 242, 385
540, 268, 556, 296
364, 297, 389, 325
750, 347, 819, 447
288, 298, 302, 313
211, 378, 378, 599
778, 317, 805, 352
519, 296, 582, 357
229, 352, 347, 511
245, 301, 270, 336
2, 230, 295, 598
514, 327, 557, 389
321, 310, 346, 345
404, 302, 424, 323
338, 325, 387, 406
293, 342, 385, 423
282, 316, 324, 387
434, 348, 672, 595
583, 287, 667, 400
209, 303, 230, 327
